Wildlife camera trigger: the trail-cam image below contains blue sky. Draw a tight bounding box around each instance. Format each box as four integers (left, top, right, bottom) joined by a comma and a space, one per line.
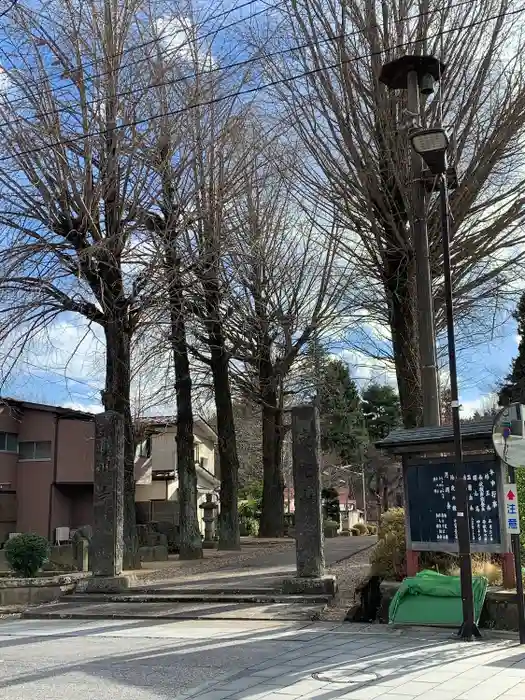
0, 0, 520, 418
0, 310, 518, 417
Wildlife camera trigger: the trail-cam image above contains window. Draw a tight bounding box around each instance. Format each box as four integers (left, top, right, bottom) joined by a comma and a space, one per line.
18, 441, 51, 461
0, 432, 17, 453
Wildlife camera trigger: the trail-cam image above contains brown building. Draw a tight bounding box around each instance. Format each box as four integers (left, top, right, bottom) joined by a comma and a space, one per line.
0, 399, 219, 543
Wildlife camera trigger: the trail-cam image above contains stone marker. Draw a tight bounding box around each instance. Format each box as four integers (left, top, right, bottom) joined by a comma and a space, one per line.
91, 411, 124, 578
200, 493, 218, 548
282, 405, 336, 596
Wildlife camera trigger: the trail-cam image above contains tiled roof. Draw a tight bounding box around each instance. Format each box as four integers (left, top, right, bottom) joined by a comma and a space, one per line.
376, 418, 494, 449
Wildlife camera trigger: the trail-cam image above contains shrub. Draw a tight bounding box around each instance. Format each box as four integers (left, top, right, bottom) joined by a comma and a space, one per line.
4, 533, 49, 577
370, 508, 406, 580
324, 519, 339, 538
352, 521, 368, 535
378, 507, 405, 539
238, 499, 258, 521
239, 517, 259, 536
366, 524, 378, 535
323, 519, 339, 530
351, 526, 361, 536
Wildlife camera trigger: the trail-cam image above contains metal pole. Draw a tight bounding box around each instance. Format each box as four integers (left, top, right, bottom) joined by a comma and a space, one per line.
508, 464, 525, 644
407, 71, 440, 427
439, 173, 479, 640
362, 468, 367, 524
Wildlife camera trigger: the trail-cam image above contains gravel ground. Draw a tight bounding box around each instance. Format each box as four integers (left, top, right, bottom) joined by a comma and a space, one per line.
132, 541, 295, 585
320, 544, 374, 621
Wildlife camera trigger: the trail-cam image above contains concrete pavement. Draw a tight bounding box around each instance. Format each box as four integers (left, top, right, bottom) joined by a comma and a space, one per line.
22, 537, 376, 622
141, 536, 376, 592
0, 617, 524, 700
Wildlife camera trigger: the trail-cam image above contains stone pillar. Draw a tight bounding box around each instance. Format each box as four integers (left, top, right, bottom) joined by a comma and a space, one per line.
282, 405, 336, 596
91, 411, 124, 578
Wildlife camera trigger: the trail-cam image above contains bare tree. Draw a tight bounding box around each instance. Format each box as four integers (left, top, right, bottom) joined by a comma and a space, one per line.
223, 126, 358, 536
258, 0, 525, 427
0, 0, 165, 562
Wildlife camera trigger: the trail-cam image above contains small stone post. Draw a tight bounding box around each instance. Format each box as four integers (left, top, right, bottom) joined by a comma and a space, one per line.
91, 411, 124, 579
200, 494, 218, 549
282, 405, 336, 596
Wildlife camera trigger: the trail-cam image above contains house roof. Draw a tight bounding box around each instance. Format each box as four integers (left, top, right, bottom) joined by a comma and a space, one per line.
375, 418, 494, 451
137, 415, 217, 441
0, 397, 95, 421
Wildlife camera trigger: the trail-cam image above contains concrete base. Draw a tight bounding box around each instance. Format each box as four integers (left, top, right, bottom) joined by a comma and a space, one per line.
282, 575, 337, 597
0, 573, 89, 607
84, 576, 131, 593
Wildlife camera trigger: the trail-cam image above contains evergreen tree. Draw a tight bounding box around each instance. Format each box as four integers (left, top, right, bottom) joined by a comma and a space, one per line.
361, 384, 402, 440
317, 356, 367, 462
499, 291, 525, 406
322, 487, 341, 522
361, 383, 403, 514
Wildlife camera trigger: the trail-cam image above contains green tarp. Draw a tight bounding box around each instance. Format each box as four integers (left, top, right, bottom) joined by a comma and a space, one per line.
388, 569, 489, 627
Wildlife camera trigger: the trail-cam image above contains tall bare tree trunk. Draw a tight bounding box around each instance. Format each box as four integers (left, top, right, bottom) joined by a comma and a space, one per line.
206, 310, 240, 550
384, 251, 422, 428
168, 254, 202, 560
259, 373, 285, 537
103, 312, 136, 569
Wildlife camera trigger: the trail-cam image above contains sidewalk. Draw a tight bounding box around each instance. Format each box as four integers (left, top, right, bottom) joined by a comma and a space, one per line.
178, 623, 525, 700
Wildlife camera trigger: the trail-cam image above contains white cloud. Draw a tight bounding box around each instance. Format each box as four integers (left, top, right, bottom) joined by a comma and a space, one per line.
336, 348, 397, 388
62, 401, 103, 414
156, 16, 215, 70
459, 393, 499, 418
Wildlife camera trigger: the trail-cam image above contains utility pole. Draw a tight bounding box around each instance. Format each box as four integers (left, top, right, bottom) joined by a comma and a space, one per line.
379, 57, 442, 427
406, 71, 440, 427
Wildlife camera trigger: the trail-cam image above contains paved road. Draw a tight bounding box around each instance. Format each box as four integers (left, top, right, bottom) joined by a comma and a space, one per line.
148, 536, 376, 590
0, 617, 521, 700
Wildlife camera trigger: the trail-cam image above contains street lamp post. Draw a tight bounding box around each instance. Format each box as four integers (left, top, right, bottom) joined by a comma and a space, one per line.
379, 55, 444, 428
409, 126, 480, 641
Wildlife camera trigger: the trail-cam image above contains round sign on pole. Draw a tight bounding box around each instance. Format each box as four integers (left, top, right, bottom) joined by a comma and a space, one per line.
493, 403, 525, 468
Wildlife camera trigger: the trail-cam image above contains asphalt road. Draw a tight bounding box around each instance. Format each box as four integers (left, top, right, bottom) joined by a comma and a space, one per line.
0, 618, 324, 700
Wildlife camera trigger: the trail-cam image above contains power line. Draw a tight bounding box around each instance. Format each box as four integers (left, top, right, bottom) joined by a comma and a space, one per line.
1, 3, 524, 162
0, 0, 277, 106
0, 0, 503, 132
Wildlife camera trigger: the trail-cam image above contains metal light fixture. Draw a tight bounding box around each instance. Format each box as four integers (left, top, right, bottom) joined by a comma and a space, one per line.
410, 128, 449, 175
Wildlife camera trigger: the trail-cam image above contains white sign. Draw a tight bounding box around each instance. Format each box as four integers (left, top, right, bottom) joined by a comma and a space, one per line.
505, 485, 520, 535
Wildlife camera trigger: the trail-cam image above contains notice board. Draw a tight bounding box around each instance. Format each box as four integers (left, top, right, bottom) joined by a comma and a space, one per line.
405, 458, 504, 552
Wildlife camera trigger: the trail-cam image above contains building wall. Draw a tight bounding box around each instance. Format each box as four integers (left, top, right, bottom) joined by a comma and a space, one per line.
0, 404, 218, 539
194, 430, 215, 475
136, 480, 176, 502
0, 406, 21, 491
56, 418, 94, 483
16, 409, 56, 537
17, 460, 54, 536
151, 429, 177, 471
50, 486, 72, 538
70, 487, 93, 528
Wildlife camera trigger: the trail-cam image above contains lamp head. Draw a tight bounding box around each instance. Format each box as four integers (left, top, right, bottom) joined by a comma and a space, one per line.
410, 128, 449, 175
